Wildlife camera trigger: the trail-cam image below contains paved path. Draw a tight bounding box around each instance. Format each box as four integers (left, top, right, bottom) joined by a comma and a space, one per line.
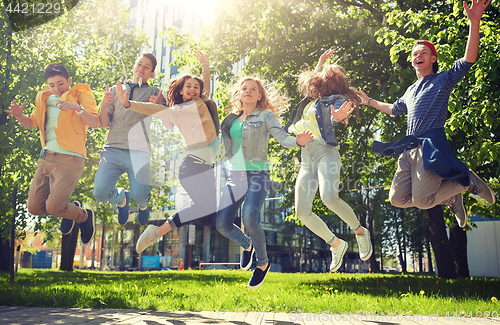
1, 306, 500, 324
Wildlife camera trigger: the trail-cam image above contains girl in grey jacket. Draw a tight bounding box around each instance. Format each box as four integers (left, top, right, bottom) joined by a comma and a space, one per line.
218, 77, 312, 289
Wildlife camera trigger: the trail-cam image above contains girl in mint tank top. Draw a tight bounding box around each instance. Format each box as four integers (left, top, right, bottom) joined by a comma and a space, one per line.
217, 77, 312, 289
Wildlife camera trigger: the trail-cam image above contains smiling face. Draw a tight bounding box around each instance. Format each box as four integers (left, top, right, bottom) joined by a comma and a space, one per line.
132, 56, 154, 83
46, 75, 72, 97
239, 80, 262, 107
411, 44, 437, 77
179, 78, 201, 102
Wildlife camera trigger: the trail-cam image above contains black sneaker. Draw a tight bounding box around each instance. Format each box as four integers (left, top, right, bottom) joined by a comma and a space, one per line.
80, 209, 95, 245
248, 263, 270, 289
137, 206, 150, 226
240, 243, 254, 271
61, 201, 80, 235
117, 190, 131, 225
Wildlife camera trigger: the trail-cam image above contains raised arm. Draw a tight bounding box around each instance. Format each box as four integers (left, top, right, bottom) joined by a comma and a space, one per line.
5, 100, 34, 129
314, 49, 336, 73
194, 51, 211, 97
464, 0, 491, 63
359, 91, 394, 116
99, 85, 113, 129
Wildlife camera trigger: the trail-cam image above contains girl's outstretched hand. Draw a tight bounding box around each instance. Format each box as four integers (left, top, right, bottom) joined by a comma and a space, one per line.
319, 49, 336, 62
331, 101, 354, 122
296, 130, 314, 146
315, 49, 336, 73
194, 50, 209, 65
116, 81, 131, 108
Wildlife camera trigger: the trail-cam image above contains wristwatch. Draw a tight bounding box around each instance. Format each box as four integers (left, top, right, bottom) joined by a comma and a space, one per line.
76, 105, 85, 115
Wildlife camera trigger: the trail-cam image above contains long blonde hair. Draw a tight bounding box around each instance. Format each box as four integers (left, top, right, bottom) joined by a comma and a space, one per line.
298, 64, 362, 118
225, 77, 289, 117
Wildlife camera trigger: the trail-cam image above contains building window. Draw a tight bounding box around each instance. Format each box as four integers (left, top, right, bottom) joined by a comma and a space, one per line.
130, 4, 137, 20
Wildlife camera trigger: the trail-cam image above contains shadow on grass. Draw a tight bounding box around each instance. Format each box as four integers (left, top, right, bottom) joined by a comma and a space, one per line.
303, 273, 500, 300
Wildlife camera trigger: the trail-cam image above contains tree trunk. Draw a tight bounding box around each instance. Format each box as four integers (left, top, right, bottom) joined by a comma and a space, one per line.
379, 242, 383, 272
368, 224, 379, 272
132, 225, 139, 268
90, 231, 96, 269
99, 223, 106, 270
426, 239, 433, 273
119, 228, 125, 271
395, 209, 406, 272
418, 247, 423, 272
10, 187, 17, 282
449, 225, 469, 278
424, 205, 456, 279
301, 225, 306, 272
0, 231, 10, 271
402, 228, 408, 272
60, 225, 79, 271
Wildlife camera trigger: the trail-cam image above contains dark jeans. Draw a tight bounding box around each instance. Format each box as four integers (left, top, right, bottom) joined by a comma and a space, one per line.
168, 154, 217, 229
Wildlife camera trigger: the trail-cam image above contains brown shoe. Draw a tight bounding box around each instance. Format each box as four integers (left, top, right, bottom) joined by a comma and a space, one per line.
468, 170, 496, 204
448, 193, 466, 228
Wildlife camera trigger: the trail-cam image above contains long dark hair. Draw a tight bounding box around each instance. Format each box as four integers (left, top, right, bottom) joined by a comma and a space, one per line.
164, 75, 204, 106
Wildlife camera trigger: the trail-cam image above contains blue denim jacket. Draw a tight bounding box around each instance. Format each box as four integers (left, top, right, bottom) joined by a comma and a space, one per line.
284, 95, 345, 146
372, 128, 470, 186
221, 109, 300, 162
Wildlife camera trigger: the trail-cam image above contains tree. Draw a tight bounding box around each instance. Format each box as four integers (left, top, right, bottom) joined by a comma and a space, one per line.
0, 0, 149, 272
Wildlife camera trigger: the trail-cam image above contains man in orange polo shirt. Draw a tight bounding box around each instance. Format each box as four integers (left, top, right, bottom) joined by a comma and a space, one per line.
6, 63, 99, 244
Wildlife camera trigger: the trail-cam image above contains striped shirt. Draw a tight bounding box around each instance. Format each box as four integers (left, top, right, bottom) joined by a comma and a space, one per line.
391, 58, 474, 136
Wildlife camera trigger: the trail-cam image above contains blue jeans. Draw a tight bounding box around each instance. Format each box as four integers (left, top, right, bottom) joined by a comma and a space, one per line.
216, 170, 270, 267
93, 147, 151, 207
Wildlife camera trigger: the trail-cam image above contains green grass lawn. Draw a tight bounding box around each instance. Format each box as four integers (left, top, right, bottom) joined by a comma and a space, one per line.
1, 269, 499, 317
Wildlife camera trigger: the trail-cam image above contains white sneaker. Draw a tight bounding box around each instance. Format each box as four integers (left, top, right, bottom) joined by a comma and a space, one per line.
356, 226, 373, 261
136, 225, 159, 254
330, 239, 348, 272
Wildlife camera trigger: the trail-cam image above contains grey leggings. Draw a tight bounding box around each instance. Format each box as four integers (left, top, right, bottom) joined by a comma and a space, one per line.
295, 140, 360, 244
